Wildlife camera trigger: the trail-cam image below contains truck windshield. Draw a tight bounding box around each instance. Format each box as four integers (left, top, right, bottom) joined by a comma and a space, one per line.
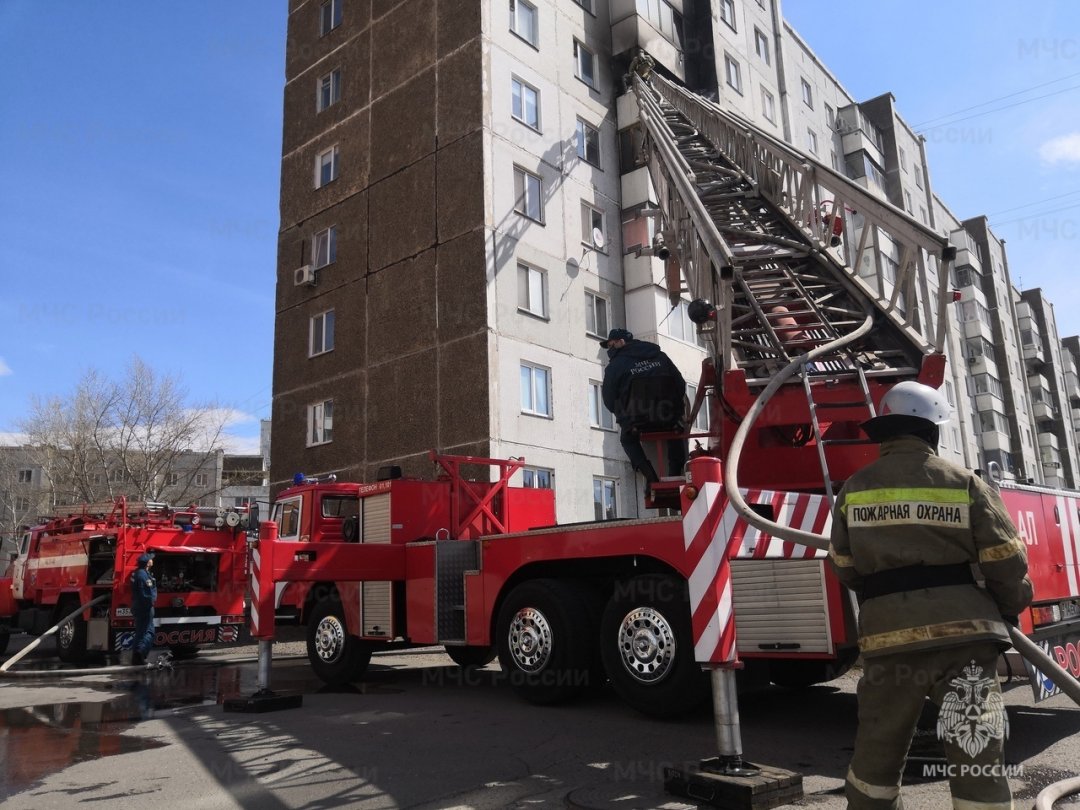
272, 498, 302, 540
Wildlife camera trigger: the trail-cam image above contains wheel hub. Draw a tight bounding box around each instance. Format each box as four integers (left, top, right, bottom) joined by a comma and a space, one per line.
58, 619, 74, 649
617, 607, 676, 684
314, 615, 345, 663
507, 607, 552, 673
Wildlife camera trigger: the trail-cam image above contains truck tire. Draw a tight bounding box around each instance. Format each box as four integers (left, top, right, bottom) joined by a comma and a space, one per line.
600, 575, 708, 718
496, 579, 594, 705
56, 599, 88, 664
445, 645, 496, 669
307, 597, 372, 686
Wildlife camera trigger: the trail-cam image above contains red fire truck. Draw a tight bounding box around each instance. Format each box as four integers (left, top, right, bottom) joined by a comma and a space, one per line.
0, 499, 249, 662
248, 69, 1080, 715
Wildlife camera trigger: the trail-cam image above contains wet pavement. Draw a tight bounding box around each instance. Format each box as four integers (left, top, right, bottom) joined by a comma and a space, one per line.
0, 632, 1076, 809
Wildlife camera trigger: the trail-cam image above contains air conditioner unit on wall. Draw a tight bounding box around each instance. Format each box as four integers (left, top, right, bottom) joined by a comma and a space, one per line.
294, 265, 316, 287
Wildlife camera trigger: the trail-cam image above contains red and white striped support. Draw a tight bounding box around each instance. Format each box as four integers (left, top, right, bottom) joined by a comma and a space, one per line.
682, 456, 739, 667
249, 521, 278, 641
682, 457, 833, 665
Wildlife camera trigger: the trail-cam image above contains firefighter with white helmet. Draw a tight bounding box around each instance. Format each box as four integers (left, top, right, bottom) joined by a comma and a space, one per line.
829, 380, 1032, 809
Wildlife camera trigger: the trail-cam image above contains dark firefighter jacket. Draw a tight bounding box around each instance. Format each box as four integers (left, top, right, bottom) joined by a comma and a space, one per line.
828, 436, 1033, 658
131, 566, 157, 612
601, 339, 685, 429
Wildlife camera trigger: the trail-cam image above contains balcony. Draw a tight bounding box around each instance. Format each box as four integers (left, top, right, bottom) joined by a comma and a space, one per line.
974, 392, 1006, 414
978, 430, 1012, 453
1033, 400, 1056, 422
966, 353, 991, 376
962, 318, 994, 341
1038, 430, 1060, 452
1066, 370, 1080, 402
1023, 340, 1045, 365
610, 1, 685, 81
950, 230, 983, 274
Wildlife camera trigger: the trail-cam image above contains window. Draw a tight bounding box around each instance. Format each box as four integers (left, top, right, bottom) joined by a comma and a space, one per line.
576, 118, 601, 166
275, 498, 302, 539
945, 380, 955, 406
513, 166, 543, 222
724, 54, 742, 94
319, 0, 342, 36
517, 263, 547, 318
665, 299, 707, 347
315, 145, 339, 188
14, 496, 30, 512
593, 477, 617, 520
310, 309, 336, 356
754, 28, 769, 64
914, 164, 923, 189
522, 467, 554, 488
317, 69, 341, 112
919, 206, 927, 224
194, 473, 209, 487
16, 469, 32, 484
588, 381, 616, 430
511, 76, 540, 130
761, 87, 775, 123
520, 363, 552, 417
308, 399, 334, 445
585, 290, 609, 337
582, 203, 605, 249
574, 39, 597, 88
831, 151, 839, 171
573, 0, 594, 12
167, 472, 179, 486
904, 190, 913, 213
509, 0, 538, 46
234, 497, 253, 508
618, 126, 646, 173
806, 128, 818, 155
686, 383, 710, 432
313, 225, 337, 268
899, 147, 908, 172
801, 78, 813, 108
719, 0, 736, 30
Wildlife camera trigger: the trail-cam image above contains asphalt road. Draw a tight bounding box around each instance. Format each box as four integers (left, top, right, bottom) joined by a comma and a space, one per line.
0, 632, 1077, 809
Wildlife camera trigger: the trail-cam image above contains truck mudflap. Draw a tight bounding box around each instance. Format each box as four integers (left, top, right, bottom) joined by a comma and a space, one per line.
113, 618, 242, 651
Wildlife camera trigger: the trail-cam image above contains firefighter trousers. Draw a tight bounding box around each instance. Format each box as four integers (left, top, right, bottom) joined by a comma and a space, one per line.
133, 607, 155, 659
845, 642, 1013, 809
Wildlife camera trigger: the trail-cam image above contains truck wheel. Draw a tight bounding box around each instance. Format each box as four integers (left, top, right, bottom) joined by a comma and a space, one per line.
600, 575, 708, 718
307, 598, 372, 686
56, 600, 88, 664
496, 579, 594, 705
445, 645, 496, 668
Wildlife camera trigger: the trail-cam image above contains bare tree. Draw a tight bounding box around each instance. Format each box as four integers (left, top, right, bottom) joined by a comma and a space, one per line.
0, 448, 40, 548
20, 357, 231, 507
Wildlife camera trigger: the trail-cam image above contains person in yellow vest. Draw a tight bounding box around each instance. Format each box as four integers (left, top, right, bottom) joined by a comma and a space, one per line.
829, 381, 1032, 809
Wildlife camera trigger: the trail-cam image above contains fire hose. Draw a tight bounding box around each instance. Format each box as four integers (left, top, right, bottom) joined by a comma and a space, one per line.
0, 594, 151, 677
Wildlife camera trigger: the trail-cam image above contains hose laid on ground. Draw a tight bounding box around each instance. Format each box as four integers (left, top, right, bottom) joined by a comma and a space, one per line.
1035, 777, 1080, 810
0, 594, 148, 677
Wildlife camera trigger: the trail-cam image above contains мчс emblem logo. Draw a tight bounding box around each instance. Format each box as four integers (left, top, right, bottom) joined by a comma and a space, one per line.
937, 661, 1009, 757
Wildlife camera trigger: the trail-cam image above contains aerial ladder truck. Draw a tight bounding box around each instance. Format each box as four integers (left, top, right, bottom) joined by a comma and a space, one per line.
246, 64, 1080, 737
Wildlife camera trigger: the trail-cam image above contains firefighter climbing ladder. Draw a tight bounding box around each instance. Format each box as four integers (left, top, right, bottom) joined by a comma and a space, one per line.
630, 70, 956, 510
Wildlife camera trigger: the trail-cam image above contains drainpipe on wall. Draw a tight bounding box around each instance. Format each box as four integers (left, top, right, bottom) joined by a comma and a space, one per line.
771, 0, 793, 143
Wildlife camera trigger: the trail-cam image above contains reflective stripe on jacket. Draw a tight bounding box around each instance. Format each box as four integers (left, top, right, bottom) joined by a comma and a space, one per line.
828, 436, 1032, 658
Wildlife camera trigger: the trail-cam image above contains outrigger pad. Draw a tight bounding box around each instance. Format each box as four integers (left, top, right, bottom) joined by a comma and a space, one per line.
223, 691, 303, 713
665, 762, 803, 809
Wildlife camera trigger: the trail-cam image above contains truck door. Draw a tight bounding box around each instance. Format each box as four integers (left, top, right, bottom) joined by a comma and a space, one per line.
11, 531, 34, 601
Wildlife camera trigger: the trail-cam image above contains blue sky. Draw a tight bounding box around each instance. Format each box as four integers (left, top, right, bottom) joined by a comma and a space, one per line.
1, 2, 1079, 450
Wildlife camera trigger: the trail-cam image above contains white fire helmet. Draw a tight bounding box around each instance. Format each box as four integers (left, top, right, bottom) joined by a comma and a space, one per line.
878, 381, 953, 424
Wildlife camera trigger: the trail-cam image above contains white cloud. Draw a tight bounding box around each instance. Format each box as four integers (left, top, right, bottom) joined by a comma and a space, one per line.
1039, 133, 1080, 165
222, 433, 263, 455
0, 357, 11, 376
0, 432, 28, 447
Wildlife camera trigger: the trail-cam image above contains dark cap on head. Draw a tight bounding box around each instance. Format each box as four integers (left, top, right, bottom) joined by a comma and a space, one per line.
599, 328, 634, 349
137, 552, 154, 568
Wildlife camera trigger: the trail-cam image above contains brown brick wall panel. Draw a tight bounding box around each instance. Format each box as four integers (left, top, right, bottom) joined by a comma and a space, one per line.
367, 249, 437, 366
437, 38, 483, 146
280, 109, 370, 229
270, 371, 366, 485
370, 0, 437, 99
286, 0, 372, 79
282, 27, 371, 155
370, 68, 437, 184
437, 0, 482, 57
435, 229, 487, 343
276, 190, 368, 313
436, 131, 484, 242
274, 277, 367, 387
438, 332, 490, 447
366, 350, 440, 461
367, 155, 436, 271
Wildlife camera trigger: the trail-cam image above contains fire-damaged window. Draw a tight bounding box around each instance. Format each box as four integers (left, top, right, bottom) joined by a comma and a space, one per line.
154, 551, 219, 593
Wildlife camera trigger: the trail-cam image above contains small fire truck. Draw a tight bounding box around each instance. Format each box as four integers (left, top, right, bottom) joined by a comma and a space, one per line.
248, 67, 1080, 715
0, 499, 249, 662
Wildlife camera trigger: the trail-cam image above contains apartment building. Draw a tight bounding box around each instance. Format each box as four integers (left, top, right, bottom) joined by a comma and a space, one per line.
272, 0, 1080, 521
